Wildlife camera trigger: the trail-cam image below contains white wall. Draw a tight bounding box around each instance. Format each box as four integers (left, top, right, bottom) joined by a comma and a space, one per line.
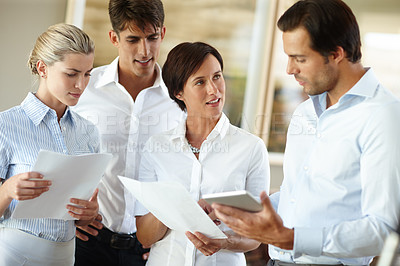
0, 0, 68, 111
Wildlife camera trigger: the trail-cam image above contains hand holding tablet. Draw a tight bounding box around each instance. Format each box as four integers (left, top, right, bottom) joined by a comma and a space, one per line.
202, 190, 263, 212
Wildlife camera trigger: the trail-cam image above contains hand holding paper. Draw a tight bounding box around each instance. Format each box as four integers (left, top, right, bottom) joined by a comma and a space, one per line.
118, 176, 227, 239
11, 150, 112, 220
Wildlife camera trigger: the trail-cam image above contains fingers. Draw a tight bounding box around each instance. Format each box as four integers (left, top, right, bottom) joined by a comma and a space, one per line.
142, 252, 149, 260
4, 172, 51, 201
185, 231, 222, 256
259, 191, 273, 210
76, 228, 89, 241
89, 188, 99, 202
76, 224, 99, 237
90, 214, 103, 230
20, 172, 44, 181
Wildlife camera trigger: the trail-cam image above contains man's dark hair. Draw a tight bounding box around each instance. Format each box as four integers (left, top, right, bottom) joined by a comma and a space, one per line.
162, 42, 224, 111
109, 0, 164, 36
277, 0, 361, 62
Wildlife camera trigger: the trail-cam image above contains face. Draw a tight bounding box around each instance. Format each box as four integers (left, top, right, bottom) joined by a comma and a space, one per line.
110, 23, 165, 79
177, 54, 225, 120
37, 53, 94, 113
282, 27, 338, 96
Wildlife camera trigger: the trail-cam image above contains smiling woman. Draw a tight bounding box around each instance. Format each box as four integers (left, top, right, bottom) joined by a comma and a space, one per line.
134, 42, 271, 266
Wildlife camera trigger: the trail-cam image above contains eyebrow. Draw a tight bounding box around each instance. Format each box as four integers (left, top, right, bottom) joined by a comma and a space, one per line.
66, 67, 93, 73
125, 31, 161, 39
192, 70, 222, 82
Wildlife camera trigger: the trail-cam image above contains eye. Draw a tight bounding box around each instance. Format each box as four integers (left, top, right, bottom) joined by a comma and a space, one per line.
66, 73, 76, 77
213, 74, 221, 80
148, 36, 159, 41
195, 80, 204, 86
296, 58, 306, 63
127, 38, 139, 43
85, 72, 92, 77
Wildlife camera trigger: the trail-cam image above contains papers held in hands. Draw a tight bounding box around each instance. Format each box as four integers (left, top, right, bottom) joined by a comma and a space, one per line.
118, 176, 227, 239
202, 190, 263, 212
11, 150, 112, 220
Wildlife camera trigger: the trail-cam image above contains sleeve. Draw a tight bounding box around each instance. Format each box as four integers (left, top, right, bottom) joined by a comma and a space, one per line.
0, 119, 9, 179
88, 122, 100, 153
134, 139, 158, 216
245, 137, 271, 199
294, 101, 400, 258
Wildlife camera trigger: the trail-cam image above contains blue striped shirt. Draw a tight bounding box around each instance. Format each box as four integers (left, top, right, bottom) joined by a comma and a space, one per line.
0, 92, 99, 242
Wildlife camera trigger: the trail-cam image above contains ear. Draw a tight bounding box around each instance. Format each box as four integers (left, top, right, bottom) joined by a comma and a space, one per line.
109, 30, 120, 47
160, 26, 166, 41
37, 60, 47, 78
175, 91, 183, 101
331, 46, 345, 64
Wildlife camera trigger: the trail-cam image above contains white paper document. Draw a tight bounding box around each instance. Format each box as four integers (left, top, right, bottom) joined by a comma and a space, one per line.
118, 176, 227, 239
12, 150, 112, 220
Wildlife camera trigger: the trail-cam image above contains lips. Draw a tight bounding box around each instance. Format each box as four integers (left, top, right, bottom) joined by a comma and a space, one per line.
206, 98, 220, 105
136, 58, 152, 65
69, 93, 81, 99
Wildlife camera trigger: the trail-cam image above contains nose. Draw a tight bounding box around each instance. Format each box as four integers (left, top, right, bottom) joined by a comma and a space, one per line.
286, 58, 299, 75
139, 39, 149, 57
207, 80, 218, 95
75, 77, 87, 90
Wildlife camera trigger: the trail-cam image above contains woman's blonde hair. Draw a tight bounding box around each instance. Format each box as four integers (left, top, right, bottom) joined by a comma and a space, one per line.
28, 23, 95, 75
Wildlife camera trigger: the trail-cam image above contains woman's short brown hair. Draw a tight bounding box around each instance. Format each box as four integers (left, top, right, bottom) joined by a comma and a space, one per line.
162, 42, 223, 111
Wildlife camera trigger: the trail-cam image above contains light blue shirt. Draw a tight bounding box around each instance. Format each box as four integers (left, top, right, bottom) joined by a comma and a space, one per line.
269, 68, 400, 265
0, 93, 99, 242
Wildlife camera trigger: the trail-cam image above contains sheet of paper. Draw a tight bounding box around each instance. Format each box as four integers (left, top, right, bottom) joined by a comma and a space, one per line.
118, 176, 227, 239
12, 150, 112, 220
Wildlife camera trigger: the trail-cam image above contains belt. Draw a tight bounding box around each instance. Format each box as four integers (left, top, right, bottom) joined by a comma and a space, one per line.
96, 227, 140, 250
269, 260, 344, 266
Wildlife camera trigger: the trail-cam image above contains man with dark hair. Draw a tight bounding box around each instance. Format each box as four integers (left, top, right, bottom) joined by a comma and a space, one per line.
73, 0, 183, 265
213, 0, 400, 265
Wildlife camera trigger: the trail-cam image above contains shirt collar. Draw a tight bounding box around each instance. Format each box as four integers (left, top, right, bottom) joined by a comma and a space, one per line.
170, 113, 230, 142
310, 67, 379, 116
21, 92, 74, 126
95, 57, 169, 97
96, 57, 120, 88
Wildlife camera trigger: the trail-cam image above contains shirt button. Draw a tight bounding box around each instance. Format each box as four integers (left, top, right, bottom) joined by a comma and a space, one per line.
63, 127, 67, 131
317, 133, 321, 138
290, 198, 295, 203
304, 166, 309, 171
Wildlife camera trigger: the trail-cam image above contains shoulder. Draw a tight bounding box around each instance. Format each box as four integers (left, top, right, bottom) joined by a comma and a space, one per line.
226, 123, 267, 152
0, 106, 25, 127
70, 110, 99, 136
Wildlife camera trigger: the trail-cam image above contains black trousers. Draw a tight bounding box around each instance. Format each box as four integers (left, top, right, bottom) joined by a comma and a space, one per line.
75, 227, 149, 266
267, 259, 344, 266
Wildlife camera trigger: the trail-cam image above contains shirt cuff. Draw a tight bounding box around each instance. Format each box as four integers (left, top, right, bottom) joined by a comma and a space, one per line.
134, 201, 149, 217
293, 227, 323, 258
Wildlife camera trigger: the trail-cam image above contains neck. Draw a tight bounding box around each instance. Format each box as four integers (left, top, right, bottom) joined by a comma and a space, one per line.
326, 62, 366, 108
185, 114, 221, 147
118, 66, 157, 101
35, 88, 66, 122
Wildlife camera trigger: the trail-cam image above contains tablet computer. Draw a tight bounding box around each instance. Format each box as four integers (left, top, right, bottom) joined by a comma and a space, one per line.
202, 190, 262, 212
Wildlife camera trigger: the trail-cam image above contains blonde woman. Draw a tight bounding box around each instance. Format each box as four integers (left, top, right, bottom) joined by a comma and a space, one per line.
0, 23, 99, 265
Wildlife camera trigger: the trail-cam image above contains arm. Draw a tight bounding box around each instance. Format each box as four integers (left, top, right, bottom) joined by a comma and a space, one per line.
0, 172, 51, 216
136, 213, 168, 247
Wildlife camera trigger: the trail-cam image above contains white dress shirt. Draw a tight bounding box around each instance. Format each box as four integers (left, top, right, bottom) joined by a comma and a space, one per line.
269, 68, 400, 265
135, 113, 270, 266
73, 57, 184, 233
